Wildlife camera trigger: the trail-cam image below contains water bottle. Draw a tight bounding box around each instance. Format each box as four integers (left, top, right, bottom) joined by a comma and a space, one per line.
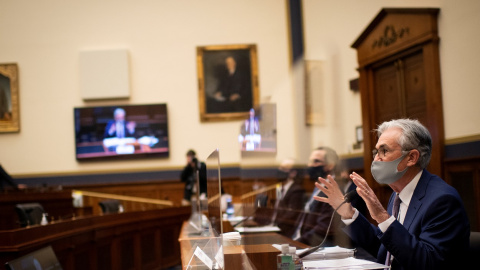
277, 244, 293, 270
289, 246, 304, 270
40, 213, 48, 225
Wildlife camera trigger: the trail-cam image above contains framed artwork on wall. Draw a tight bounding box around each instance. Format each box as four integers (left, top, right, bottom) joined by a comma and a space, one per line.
196, 44, 259, 122
0, 63, 20, 133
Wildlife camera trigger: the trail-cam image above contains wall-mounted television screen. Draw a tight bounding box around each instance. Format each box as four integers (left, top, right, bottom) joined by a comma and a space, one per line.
74, 104, 169, 160
238, 103, 276, 154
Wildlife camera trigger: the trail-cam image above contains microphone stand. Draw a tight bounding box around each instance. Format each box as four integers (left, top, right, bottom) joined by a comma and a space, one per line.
298, 190, 357, 259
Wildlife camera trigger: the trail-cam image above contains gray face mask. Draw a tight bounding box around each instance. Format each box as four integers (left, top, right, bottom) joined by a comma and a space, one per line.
371, 152, 408, 184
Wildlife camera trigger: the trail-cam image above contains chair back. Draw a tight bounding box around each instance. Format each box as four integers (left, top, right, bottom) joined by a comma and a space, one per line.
15, 203, 45, 227
470, 231, 480, 258
254, 194, 268, 208
99, 199, 122, 214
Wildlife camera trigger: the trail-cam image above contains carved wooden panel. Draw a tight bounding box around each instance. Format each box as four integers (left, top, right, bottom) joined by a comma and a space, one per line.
403, 51, 427, 122
373, 61, 401, 123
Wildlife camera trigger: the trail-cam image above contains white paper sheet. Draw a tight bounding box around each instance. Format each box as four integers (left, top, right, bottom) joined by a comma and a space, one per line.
302, 257, 389, 269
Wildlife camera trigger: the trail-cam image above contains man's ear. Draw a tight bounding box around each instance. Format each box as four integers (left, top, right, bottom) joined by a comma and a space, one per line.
325, 163, 335, 174
406, 149, 420, 167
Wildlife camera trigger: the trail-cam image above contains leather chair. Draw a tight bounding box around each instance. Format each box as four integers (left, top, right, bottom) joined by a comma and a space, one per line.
469, 231, 480, 259
99, 199, 122, 214
15, 203, 45, 227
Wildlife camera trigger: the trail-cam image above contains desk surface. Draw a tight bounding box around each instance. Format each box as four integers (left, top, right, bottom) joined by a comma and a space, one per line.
178, 220, 308, 269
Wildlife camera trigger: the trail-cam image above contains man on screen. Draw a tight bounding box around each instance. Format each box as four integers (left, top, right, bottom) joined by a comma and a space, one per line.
104, 108, 136, 139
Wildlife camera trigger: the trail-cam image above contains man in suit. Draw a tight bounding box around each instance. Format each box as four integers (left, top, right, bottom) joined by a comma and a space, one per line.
180, 149, 207, 205
210, 56, 252, 113
104, 108, 136, 139
314, 119, 470, 269
292, 146, 343, 246
266, 158, 305, 238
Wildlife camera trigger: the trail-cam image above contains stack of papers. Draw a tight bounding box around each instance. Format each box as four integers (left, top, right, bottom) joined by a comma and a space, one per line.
272, 245, 354, 260
299, 246, 355, 260
235, 225, 281, 233
302, 257, 389, 269
272, 245, 389, 269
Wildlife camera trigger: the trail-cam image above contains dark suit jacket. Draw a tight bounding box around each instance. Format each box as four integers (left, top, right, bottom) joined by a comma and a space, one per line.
253, 182, 305, 237
274, 183, 305, 238
180, 161, 207, 200
296, 188, 335, 246
346, 182, 367, 217
104, 120, 136, 138
344, 169, 470, 270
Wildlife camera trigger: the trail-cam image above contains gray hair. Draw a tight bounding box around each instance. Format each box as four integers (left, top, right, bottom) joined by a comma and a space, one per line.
114, 108, 125, 117
375, 119, 432, 169
316, 146, 341, 176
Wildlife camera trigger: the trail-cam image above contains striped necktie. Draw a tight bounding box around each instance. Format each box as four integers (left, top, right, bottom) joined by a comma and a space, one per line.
385, 193, 401, 266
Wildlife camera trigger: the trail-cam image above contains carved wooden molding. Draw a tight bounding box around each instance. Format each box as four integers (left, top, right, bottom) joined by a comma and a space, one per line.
372, 25, 410, 49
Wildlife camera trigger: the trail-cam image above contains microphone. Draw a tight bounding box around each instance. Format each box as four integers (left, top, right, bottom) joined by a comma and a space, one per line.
298, 189, 358, 259
344, 189, 358, 203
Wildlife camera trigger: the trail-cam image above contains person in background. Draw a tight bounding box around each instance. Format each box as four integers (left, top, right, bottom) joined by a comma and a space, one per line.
291, 146, 342, 246
314, 119, 470, 269
180, 150, 207, 206
272, 158, 306, 238
253, 158, 305, 238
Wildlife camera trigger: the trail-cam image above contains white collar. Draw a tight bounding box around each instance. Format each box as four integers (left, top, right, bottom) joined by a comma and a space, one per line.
398, 170, 422, 207
283, 179, 294, 193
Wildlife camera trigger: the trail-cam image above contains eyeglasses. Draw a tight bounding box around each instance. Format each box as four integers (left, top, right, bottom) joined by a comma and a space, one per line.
372, 148, 410, 159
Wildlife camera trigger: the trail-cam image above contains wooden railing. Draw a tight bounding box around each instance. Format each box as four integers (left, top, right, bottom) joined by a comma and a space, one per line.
0, 206, 191, 270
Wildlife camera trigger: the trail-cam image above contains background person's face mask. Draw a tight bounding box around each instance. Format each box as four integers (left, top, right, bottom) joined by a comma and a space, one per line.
371, 152, 408, 184
308, 165, 326, 181
277, 170, 290, 182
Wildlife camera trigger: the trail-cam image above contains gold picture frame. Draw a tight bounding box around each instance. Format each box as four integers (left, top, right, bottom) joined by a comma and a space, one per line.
0, 63, 20, 133
197, 44, 259, 122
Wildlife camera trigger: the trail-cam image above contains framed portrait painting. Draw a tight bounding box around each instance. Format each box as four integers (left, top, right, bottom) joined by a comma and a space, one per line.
0, 63, 20, 133
197, 44, 259, 122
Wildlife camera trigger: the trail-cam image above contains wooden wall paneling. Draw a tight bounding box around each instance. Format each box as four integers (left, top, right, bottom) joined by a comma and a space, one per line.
95, 240, 113, 270
0, 190, 75, 229
0, 207, 191, 270
444, 157, 480, 231
422, 40, 445, 177
140, 229, 158, 268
